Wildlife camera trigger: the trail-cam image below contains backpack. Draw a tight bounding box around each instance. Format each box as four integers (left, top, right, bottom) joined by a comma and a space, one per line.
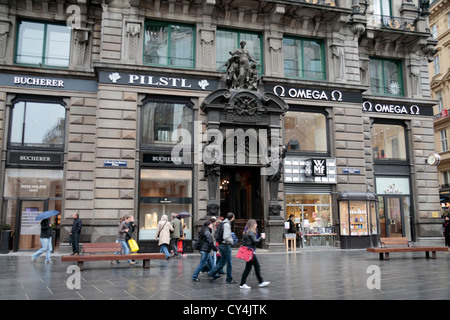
192, 229, 204, 250
215, 222, 225, 244
231, 232, 238, 247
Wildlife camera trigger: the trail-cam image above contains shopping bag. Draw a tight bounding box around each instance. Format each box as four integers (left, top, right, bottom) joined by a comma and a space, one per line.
236, 246, 254, 262
128, 238, 139, 253
177, 240, 183, 253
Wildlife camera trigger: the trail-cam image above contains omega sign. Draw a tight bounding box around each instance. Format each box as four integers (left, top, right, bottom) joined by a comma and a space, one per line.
362, 100, 431, 116
273, 85, 343, 101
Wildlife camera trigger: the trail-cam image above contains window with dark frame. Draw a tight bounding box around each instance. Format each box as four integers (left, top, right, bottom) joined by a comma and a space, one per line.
369, 58, 404, 96
9, 99, 66, 150
143, 21, 195, 69
15, 20, 71, 68
140, 96, 193, 149
283, 37, 325, 80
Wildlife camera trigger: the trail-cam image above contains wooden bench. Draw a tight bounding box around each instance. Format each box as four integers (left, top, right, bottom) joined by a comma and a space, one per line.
61, 243, 166, 270
367, 237, 448, 260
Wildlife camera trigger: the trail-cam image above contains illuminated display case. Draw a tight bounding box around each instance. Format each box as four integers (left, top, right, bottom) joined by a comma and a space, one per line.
338, 192, 378, 249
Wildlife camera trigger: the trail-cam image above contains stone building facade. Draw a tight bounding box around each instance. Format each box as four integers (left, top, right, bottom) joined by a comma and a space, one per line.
0, 0, 442, 252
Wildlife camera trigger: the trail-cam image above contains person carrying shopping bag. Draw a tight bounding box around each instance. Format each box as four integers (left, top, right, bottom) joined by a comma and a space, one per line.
239, 219, 270, 289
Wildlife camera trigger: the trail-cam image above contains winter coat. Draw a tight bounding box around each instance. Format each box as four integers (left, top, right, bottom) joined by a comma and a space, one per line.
117, 221, 128, 241
198, 226, 218, 253
170, 217, 182, 239
156, 215, 174, 246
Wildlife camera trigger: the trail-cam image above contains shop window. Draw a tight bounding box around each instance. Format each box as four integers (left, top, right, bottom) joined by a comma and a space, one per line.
139, 169, 192, 241
216, 29, 263, 74
143, 21, 195, 68
283, 37, 325, 80
9, 99, 66, 150
284, 110, 328, 154
371, 123, 407, 161
141, 97, 193, 148
369, 58, 403, 96
15, 20, 71, 68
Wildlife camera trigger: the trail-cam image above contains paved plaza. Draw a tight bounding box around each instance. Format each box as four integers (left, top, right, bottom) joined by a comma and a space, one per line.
0, 248, 449, 302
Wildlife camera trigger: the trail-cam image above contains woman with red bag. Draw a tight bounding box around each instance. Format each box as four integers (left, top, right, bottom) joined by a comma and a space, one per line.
239, 219, 270, 289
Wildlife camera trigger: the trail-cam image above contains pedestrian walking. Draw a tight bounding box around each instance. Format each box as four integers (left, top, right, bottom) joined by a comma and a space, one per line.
208, 212, 237, 284
239, 219, 270, 289
192, 220, 218, 282
31, 218, 53, 263
156, 214, 174, 259
111, 215, 136, 265
443, 215, 450, 250
170, 212, 182, 258
70, 212, 82, 255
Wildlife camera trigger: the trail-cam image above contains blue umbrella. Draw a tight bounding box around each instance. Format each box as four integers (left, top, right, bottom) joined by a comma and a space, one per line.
35, 210, 59, 221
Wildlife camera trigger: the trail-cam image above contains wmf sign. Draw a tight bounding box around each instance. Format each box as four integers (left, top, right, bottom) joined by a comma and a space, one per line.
305, 159, 327, 177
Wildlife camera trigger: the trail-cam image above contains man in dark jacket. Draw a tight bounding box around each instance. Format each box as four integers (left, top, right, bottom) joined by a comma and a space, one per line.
192, 220, 218, 282
70, 212, 82, 255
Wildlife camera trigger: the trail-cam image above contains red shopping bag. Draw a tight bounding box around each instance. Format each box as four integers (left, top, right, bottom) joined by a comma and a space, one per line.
177, 240, 183, 253
236, 246, 254, 262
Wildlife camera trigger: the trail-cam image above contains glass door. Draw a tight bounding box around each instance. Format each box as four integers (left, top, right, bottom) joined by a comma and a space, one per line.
386, 197, 403, 237
15, 199, 48, 251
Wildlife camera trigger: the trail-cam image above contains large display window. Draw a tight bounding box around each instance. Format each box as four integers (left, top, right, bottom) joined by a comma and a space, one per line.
285, 193, 335, 246
139, 169, 192, 241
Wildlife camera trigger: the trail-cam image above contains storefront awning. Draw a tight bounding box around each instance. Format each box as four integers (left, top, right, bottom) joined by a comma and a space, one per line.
337, 191, 377, 201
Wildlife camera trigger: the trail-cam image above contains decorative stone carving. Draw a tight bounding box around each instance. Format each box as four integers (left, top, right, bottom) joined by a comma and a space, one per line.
125, 21, 141, 62
73, 28, 90, 68
223, 41, 260, 90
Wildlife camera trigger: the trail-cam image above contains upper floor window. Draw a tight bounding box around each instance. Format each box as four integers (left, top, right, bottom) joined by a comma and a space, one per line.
141, 96, 193, 148
369, 58, 403, 96
143, 21, 195, 69
283, 37, 325, 80
371, 123, 407, 161
437, 91, 444, 113
373, 0, 391, 16
15, 21, 71, 68
284, 109, 329, 154
434, 55, 440, 75
441, 129, 448, 152
9, 97, 66, 150
216, 29, 262, 74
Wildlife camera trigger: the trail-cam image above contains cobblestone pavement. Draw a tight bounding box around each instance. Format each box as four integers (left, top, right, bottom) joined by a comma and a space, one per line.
0, 248, 449, 301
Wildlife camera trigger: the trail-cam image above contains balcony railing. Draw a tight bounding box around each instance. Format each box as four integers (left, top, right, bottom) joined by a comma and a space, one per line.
371, 14, 416, 31
295, 0, 336, 7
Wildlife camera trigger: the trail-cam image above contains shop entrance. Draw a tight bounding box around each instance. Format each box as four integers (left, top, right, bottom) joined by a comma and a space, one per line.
15, 199, 47, 251
378, 196, 405, 238
220, 166, 262, 235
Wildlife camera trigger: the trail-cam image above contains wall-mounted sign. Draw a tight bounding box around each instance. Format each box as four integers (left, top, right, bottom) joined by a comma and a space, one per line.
362, 100, 433, 116
376, 177, 410, 195
284, 157, 336, 184
343, 168, 361, 174
7, 151, 63, 167
0, 73, 98, 92
99, 71, 218, 92
103, 160, 127, 167
267, 85, 363, 103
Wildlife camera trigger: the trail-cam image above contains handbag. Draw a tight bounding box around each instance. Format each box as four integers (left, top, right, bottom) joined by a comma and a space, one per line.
128, 238, 139, 253
236, 245, 254, 262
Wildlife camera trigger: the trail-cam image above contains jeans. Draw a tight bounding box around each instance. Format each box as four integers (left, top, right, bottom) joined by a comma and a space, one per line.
192, 250, 213, 279
209, 244, 233, 282
115, 240, 132, 262
240, 254, 263, 286
32, 237, 52, 262
170, 238, 180, 256
159, 244, 170, 259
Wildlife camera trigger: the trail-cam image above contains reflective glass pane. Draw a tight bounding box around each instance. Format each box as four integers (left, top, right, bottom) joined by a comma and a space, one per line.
170, 25, 194, 67
371, 124, 406, 160
303, 40, 324, 80
144, 24, 169, 65
284, 111, 328, 153
16, 21, 44, 65
45, 24, 71, 67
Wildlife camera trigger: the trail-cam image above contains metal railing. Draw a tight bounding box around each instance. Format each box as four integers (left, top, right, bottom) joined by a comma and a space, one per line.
371, 14, 416, 31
